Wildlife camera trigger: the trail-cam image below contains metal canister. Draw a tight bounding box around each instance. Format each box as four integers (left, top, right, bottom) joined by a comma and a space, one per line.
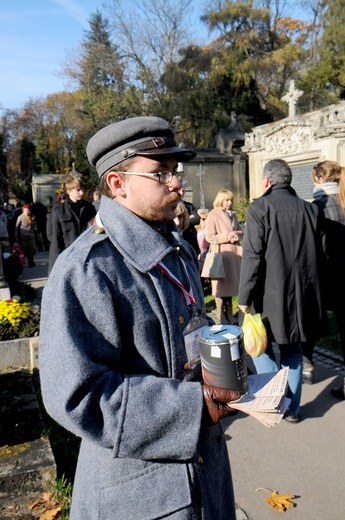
198, 325, 248, 395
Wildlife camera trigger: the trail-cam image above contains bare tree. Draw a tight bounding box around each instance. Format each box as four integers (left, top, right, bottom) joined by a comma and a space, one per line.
104, 0, 196, 110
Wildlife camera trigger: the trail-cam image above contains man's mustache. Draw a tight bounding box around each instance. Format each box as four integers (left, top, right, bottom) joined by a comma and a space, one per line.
163, 192, 181, 206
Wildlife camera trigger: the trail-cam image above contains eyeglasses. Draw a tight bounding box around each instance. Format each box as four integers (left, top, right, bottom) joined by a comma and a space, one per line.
118, 171, 185, 184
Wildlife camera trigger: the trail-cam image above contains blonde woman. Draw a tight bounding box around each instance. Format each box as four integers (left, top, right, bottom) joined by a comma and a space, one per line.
173, 201, 190, 235
205, 189, 243, 324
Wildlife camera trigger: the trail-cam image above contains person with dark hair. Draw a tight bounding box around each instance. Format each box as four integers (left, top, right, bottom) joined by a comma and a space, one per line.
238, 159, 326, 423
39, 116, 240, 520
48, 179, 95, 273
0, 206, 9, 241
31, 201, 49, 251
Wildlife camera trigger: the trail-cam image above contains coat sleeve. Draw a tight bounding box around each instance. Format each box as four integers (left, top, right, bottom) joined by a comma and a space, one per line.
39, 253, 204, 463
238, 204, 266, 306
233, 212, 244, 240
46, 213, 52, 242
15, 216, 21, 241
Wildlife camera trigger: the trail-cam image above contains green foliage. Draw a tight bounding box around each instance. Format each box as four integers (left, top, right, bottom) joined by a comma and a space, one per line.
11, 181, 32, 202
50, 475, 73, 519
201, 0, 311, 120
234, 197, 250, 223
20, 136, 37, 176
204, 294, 239, 318
319, 0, 345, 92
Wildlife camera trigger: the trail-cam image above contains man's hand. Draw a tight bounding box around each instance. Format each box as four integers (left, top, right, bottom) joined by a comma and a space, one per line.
238, 304, 250, 314
202, 385, 240, 426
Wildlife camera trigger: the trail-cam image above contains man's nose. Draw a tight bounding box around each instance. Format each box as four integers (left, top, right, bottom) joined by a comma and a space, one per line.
168, 175, 183, 192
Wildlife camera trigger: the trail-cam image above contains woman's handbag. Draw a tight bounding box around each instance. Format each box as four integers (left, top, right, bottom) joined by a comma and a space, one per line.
201, 244, 225, 279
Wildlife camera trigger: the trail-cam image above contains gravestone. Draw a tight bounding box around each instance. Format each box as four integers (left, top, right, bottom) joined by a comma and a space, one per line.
182, 113, 249, 210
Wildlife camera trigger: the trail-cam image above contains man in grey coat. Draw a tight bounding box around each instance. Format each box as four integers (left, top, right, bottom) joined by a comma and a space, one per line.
39, 116, 240, 519
238, 159, 326, 423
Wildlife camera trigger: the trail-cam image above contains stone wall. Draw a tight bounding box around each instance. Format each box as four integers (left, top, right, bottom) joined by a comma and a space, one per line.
183, 149, 248, 210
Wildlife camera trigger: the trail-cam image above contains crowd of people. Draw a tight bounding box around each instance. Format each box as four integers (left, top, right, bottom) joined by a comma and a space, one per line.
177, 158, 345, 423
2, 113, 340, 518
1, 182, 99, 282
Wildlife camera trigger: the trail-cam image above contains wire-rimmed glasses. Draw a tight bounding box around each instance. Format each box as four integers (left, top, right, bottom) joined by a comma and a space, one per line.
118, 171, 185, 184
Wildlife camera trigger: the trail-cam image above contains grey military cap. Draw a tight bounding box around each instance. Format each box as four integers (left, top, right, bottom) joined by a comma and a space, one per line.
86, 116, 197, 177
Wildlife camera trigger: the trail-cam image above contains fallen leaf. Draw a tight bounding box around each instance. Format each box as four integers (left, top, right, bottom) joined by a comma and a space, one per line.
42, 492, 53, 502
29, 492, 55, 511
256, 487, 296, 512
28, 498, 44, 510
40, 506, 61, 520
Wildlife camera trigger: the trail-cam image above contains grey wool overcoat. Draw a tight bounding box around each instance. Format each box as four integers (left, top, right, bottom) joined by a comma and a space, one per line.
39, 196, 236, 520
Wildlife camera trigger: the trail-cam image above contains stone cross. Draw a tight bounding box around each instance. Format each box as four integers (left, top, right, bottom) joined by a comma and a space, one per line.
282, 80, 303, 118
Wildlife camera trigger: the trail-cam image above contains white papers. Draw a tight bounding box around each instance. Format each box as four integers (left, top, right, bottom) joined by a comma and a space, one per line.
230, 367, 291, 427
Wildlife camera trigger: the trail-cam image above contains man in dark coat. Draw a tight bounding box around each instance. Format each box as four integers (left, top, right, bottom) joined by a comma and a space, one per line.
48, 178, 96, 273
180, 188, 200, 255
238, 159, 326, 423
39, 116, 240, 519
31, 201, 49, 251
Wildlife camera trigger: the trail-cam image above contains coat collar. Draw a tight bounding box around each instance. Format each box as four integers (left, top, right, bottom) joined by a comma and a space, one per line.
98, 196, 192, 272
262, 183, 297, 197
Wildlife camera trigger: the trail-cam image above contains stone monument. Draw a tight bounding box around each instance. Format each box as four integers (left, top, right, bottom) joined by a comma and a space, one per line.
281, 80, 304, 118
243, 92, 345, 201
182, 113, 248, 211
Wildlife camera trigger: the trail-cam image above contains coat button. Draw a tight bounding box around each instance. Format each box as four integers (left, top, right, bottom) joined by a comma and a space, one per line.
198, 456, 204, 465
179, 316, 184, 325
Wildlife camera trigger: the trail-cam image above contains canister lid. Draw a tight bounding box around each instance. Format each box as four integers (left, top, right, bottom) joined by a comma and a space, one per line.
199, 324, 242, 343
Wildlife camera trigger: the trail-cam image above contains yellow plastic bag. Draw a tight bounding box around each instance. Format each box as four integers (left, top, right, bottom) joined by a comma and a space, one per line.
242, 313, 267, 357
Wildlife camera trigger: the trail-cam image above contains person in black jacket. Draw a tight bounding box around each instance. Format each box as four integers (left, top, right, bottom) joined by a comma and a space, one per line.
48, 177, 96, 273
180, 188, 200, 255
238, 159, 327, 423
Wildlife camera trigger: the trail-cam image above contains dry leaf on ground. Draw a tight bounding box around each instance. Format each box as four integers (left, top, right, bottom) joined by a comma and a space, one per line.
28, 491, 61, 519
256, 487, 297, 512
40, 506, 61, 520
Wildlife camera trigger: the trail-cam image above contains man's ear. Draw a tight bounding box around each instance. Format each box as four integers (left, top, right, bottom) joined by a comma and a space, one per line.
106, 172, 127, 198
262, 176, 270, 190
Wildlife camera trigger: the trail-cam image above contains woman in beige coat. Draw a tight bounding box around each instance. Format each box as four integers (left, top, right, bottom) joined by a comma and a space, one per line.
205, 189, 243, 324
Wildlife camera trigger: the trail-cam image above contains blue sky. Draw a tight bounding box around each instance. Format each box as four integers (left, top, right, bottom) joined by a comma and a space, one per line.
0, 0, 107, 111
0, 0, 210, 113
0, 0, 304, 113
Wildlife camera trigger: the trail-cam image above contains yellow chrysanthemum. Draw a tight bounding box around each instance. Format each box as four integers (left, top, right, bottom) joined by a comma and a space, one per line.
0, 300, 31, 326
